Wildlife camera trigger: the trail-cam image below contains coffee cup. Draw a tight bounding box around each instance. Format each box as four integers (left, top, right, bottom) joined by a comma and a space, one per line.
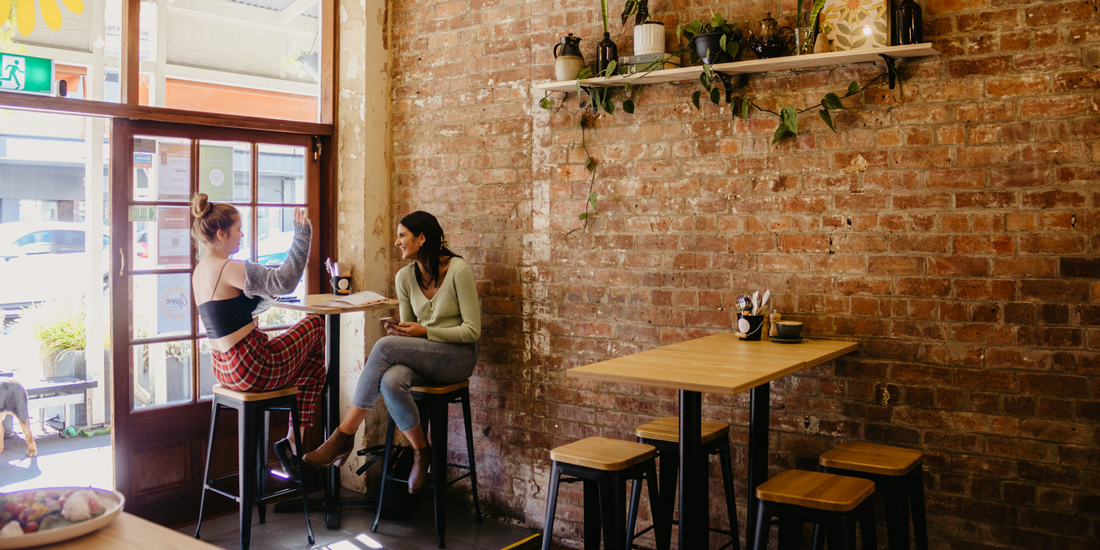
775, 321, 803, 339
331, 276, 352, 295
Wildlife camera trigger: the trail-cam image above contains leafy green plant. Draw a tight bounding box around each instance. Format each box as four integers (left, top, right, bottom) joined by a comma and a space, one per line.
676, 13, 743, 65
555, 112, 601, 235
796, 0, 828, 54
24, 299, 89, 354
620, 0, 649, 26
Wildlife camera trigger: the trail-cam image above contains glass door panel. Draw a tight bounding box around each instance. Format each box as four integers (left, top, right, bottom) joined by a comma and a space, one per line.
198, 141, 251, 203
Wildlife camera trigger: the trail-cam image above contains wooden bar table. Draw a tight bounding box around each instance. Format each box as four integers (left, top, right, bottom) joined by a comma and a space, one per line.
48, 512, 220, 549
567, 333, 858, 549
272, 294, 398, 529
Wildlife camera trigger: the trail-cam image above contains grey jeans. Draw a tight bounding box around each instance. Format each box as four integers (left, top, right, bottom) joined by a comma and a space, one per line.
352, 335, 478, 432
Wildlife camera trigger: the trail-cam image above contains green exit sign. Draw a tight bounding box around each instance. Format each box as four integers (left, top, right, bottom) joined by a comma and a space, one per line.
128, 205, 157, 222
0, 53, 54, 95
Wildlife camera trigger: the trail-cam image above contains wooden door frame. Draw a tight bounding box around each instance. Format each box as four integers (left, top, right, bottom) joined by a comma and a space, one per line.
109, 118, 330, 525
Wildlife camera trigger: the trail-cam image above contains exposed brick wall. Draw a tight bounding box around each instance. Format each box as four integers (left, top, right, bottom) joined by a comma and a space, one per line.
387, 0, 1099, 547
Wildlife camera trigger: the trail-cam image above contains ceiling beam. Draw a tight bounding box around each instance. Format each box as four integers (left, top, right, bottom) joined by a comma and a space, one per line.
281, 0, 320, 24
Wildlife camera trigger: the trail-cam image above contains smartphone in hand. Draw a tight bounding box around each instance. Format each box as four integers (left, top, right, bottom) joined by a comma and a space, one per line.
380, 317, 397, 326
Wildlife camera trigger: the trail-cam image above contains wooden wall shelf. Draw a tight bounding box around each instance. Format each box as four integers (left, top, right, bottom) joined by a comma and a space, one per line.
536, 43, 939, 93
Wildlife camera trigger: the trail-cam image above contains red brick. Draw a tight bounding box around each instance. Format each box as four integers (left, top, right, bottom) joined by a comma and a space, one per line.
991, 166, 1052, 187
1023, 190, 1087, 209
869, 256, 924, 275
993, 257, 1059, 278
929, 257, 990, 276
896, 277, 952, 298
955, 191, 1017, 209
893, 148, 952, 169
949, 56, 1013, 78
928, 169, 984, 188
1019, 234, 1088, 254
1025, 1, 1094, 26
1020, 279, 1091, 302
954, 323, 1016, 344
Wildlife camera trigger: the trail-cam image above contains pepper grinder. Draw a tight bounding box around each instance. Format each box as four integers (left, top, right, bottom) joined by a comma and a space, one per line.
769, 312, 781, 338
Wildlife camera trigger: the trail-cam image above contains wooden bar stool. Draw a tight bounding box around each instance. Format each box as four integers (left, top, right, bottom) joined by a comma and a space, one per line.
753, 469, 876, 550
195, 385, 313, 550
372, 380, 481, 548
627, 416, 739, 550
542, 437, 669, 550
815, 442, 927, 550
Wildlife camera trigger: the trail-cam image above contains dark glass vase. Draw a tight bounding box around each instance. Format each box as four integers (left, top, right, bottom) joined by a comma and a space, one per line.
596, 32, 617, 76
894, 0, 923, 45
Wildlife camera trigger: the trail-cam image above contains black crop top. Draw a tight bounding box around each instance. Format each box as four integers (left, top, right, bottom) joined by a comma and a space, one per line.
198, 261, 262, 339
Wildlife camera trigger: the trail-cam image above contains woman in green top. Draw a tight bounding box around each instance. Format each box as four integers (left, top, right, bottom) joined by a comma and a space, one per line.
303, 211, 480, 494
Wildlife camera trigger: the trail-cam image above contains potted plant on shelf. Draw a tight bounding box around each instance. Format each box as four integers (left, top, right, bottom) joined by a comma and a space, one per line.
26, 298, 89, 379
621, 0, 664, 56
677, 13, 743, 65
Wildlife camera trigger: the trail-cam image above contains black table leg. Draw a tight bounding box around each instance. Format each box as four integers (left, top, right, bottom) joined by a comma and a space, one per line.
679, 390, 707, 549
274, 313, 344, 528
746, 382, 770, 550
323, 313, 341, 529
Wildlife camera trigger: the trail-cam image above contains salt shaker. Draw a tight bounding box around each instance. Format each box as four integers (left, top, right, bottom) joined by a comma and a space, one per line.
769, 312, 781, 338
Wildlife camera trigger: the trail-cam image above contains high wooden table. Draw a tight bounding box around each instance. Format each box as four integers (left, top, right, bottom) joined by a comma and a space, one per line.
47, 512, 220, 549
272, 294, 398, 529
566, 333, 858, 549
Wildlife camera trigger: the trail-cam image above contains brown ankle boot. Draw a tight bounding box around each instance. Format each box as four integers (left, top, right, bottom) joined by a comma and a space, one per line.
408, 446, 432, 494
303, 430, 354, 468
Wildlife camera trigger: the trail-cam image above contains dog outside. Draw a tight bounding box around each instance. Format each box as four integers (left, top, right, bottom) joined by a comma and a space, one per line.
0, 310, 112, 494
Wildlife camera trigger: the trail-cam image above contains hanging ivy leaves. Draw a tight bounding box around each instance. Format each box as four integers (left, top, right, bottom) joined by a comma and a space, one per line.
588, 192, 598, 210
692, 90, 702, 110
819, 109, 836, 131
848, 81, 861, 95
623, 99, 635, 114
822, 93, 844, 110
781, 105, 799, 133
710, 87, 721, 105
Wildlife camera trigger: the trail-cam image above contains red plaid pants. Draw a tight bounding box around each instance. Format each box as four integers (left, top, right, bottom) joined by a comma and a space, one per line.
211, 315, 326, 426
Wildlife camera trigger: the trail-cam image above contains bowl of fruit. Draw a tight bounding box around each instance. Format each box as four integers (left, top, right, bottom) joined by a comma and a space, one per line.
0, 487, 124, 549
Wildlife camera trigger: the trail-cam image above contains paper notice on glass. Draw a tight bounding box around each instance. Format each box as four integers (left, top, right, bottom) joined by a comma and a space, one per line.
157, 143, 190, 201
157, 206, 190, 267
199, 145, 234, 201
157, 273, 191, 335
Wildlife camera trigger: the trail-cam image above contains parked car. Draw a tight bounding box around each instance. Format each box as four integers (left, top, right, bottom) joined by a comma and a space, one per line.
0, 221, 110, 312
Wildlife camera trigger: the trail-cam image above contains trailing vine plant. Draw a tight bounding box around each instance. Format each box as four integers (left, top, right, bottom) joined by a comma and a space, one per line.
553, 111, 600, 235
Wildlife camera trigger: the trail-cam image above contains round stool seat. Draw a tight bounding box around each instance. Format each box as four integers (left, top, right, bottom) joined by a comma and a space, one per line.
819, 441, 922, 476
410, 380, 469, 394
757, 470, 874, 512
550, 437, 656, 471
635, 416, 729, 444
212, 384, 298, 401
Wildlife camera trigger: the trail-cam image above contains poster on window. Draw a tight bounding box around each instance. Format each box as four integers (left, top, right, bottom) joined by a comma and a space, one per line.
157, 206, 190, 267
199, 145, 234, 201
157, 273, 190, 335
157, 143, 190, 201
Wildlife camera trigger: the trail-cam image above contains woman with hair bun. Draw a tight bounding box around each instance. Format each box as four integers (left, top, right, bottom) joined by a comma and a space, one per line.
190, 193, 325, 480
304, 211, 480, 494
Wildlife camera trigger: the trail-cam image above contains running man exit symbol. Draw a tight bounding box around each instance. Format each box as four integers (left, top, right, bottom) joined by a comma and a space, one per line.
0, 54, 54, 94
0, 56, 25, 91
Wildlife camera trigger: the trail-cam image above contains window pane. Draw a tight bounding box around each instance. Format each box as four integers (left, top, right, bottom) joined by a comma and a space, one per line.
132, 273, 191, 339
134, 136, 191, 202
199, 141, 250, 203
133, 209, 191, 270
256, 207, 297, 266
159, 0, 320, 121
258, 144, 306, 205
133, 341, 193, 409
258, 306, 305, 330
198, 340, 215, 400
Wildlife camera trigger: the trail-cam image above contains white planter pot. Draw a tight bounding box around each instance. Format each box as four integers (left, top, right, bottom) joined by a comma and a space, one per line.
634, 23, 665, 55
